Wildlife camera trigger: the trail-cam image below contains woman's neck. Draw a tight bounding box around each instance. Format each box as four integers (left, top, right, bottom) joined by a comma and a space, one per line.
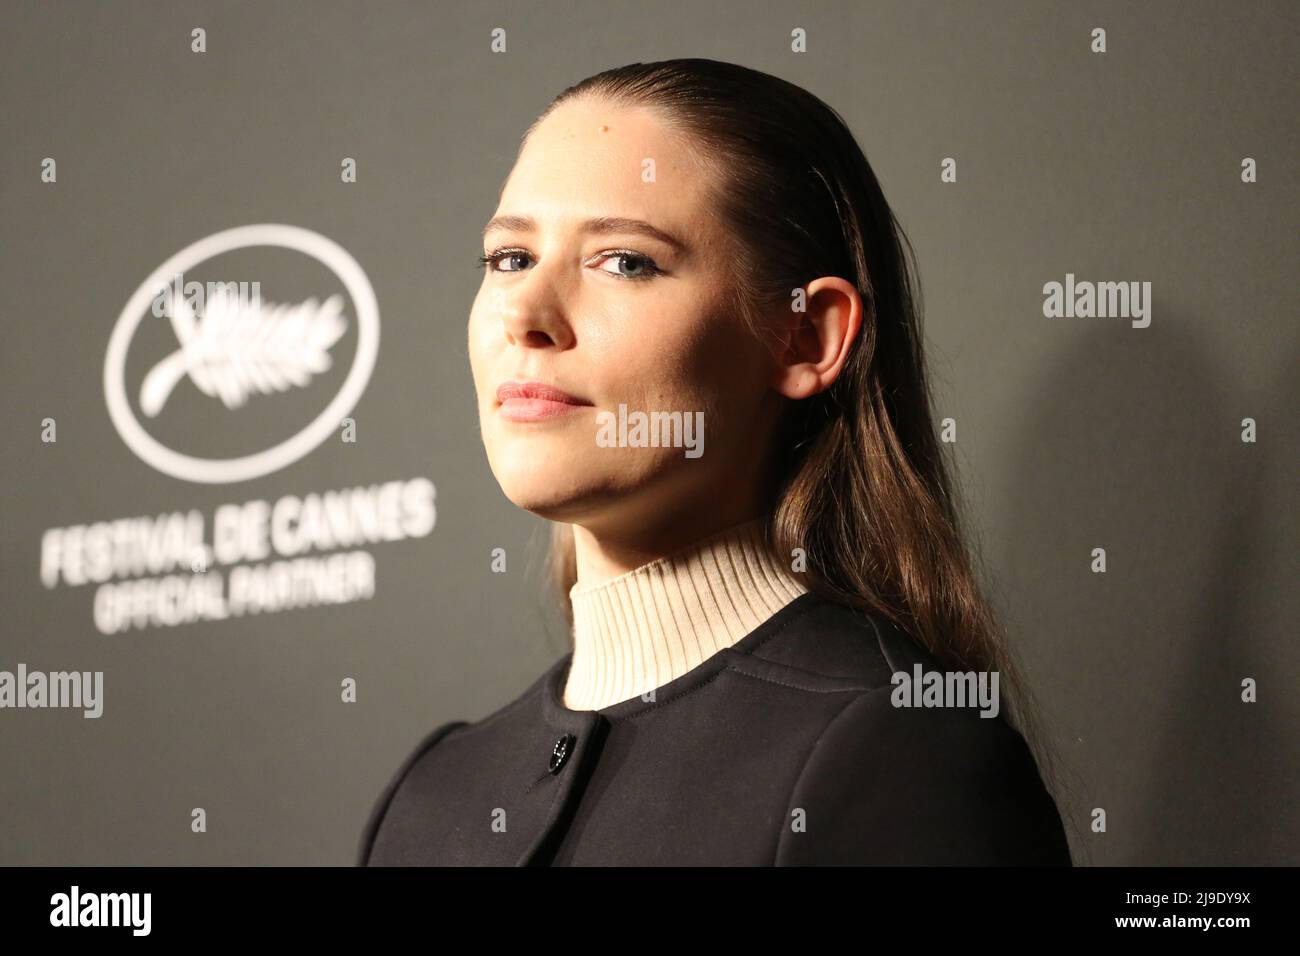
563, 514, 808, 710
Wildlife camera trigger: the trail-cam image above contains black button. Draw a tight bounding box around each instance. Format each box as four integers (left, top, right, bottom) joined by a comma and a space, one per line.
549, 733, 575, 774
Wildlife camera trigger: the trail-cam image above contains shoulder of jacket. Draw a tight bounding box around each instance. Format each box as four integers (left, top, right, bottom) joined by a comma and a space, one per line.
741, 597, 1070, 863
773, 674, 1071, 864
763, 598, 1035, 785
801, 680, 1036, 777
356, 718, 469, 866
731, 593, 941, 694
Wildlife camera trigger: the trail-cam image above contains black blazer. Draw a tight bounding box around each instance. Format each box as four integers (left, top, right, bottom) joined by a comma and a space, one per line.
358, 591, 1072, 865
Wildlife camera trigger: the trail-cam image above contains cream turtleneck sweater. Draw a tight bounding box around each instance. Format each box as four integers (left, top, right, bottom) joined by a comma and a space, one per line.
562, 515, 810, 711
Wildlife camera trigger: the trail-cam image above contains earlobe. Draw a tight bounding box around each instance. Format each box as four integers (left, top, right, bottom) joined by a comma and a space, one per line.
770, 366, 820, 402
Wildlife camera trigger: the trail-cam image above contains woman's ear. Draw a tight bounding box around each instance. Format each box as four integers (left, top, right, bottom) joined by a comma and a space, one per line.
769, 277, 863, 400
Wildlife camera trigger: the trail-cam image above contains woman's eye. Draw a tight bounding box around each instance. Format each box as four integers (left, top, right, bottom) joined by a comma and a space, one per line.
596, 252, 663, 280
478, 250, 532, 273
477, 248, 663, 280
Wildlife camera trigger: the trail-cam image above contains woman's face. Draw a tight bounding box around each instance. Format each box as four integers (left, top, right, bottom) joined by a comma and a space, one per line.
468, 96, 785, 536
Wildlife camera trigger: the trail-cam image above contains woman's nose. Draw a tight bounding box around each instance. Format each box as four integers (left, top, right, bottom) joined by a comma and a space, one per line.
494, 274, 574, 349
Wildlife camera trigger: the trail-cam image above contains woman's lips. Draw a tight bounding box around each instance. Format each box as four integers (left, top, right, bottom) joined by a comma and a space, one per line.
498, 397, 590, 422
496, 381, 593, 422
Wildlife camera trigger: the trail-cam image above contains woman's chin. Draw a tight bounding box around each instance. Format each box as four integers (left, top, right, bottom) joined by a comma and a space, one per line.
492, 465, 631, 522
499, 488, 594, 523
493, 469, 589, 516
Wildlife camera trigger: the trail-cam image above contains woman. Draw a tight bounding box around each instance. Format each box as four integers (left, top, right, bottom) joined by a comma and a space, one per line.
359, 58, 1072, 866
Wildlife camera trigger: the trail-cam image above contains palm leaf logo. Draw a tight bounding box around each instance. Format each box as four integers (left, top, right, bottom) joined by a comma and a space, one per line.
139, 285, 348, 416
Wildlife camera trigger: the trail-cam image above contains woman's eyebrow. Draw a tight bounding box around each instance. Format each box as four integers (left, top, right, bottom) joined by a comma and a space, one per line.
482, 215, 686, 252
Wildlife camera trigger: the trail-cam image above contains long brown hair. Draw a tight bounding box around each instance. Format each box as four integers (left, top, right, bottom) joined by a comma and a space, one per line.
524, 58, 1061, 794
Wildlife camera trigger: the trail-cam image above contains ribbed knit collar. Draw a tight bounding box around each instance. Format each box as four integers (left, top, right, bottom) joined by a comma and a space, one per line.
563, 515, 809, 711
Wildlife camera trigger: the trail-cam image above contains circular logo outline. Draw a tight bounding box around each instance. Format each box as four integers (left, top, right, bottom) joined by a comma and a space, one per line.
104, 224, 379, 484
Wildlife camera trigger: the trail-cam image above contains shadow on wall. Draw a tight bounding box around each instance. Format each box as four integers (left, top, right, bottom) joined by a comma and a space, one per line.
998, 305, 1298, 865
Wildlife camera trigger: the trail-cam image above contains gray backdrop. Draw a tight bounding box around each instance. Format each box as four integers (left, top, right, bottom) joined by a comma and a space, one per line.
1, 0, 1295, 865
